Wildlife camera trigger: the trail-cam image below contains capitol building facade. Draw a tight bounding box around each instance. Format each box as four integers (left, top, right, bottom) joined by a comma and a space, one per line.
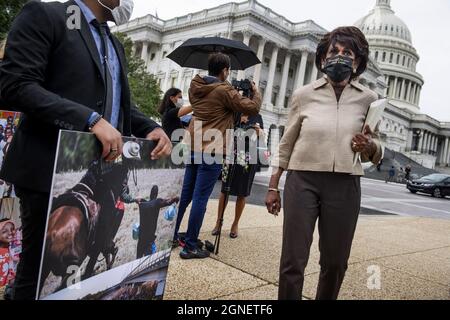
113, 0, 450, 169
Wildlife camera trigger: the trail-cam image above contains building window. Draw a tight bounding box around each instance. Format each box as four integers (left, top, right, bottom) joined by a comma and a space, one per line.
375, 51, 379, 61
407, 57, 411, 68
382, 52, 386, 62
276, 63, 282, 73
271, 92, 278, 106
389, 53, 393, 63
284, 96, 289, 108
288, 68, 294, 78
163, 51, 168, 58
396, 54, 400, 65
402, 56, 406, 66
150, 53, 156, 61
264, 57, 270, 67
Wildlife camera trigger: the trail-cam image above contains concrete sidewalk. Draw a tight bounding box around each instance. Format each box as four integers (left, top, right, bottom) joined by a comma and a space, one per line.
164, 200, 450, 300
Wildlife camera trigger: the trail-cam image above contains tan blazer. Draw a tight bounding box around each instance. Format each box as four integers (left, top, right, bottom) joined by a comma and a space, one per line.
272, 77, 383, 176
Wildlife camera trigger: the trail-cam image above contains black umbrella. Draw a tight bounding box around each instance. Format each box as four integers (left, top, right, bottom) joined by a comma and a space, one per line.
167, 37, 260, 70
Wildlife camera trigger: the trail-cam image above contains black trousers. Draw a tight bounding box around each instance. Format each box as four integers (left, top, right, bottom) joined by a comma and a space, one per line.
278, 171, 361, 300
13, 187, 49, 300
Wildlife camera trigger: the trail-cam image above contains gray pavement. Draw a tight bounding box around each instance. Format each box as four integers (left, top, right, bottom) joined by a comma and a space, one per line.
248, 172, 450, 220
165, 201, 450, 300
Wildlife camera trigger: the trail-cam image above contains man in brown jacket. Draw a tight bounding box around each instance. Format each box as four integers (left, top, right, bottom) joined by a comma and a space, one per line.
174, 53, 261, 259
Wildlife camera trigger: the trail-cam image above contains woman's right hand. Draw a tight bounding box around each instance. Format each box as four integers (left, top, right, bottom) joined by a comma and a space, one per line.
265, 190, 281, 216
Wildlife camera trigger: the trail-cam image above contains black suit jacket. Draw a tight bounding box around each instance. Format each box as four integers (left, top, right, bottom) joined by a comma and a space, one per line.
0, 0, 160, 193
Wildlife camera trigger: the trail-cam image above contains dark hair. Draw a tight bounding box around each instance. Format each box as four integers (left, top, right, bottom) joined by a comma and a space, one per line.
315, 26, 369, 80
158, 88, 182, 115
208, 53, 231, 77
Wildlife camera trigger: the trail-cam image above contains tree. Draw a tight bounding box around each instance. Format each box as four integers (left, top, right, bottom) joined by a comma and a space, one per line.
0, 0, 28, 40
115, 33, 162, 120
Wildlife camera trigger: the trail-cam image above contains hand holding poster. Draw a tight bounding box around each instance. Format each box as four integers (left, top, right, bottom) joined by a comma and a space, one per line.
37, 131, 185, 300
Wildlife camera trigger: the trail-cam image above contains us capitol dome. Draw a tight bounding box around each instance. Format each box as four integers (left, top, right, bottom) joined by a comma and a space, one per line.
355, 0, 424, 114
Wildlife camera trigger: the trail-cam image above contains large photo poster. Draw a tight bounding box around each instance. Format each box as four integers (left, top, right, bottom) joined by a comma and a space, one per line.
0, 111, 21, 299
37, 131, 184, 300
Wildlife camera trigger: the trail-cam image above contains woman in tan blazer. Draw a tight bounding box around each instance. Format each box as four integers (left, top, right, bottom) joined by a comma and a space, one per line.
266, 26, 383, 300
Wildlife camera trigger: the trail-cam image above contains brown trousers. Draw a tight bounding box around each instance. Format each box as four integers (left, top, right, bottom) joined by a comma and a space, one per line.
278, 171, 361, 300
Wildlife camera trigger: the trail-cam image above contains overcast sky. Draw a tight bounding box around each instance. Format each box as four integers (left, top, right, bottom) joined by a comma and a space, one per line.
46, 0, 450, 121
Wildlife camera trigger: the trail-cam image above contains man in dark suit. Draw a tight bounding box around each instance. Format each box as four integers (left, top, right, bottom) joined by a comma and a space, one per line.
0, 0, 171, 299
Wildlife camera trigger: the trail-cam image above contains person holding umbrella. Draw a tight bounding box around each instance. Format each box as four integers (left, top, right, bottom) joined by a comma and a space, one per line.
174, 52, 261, 259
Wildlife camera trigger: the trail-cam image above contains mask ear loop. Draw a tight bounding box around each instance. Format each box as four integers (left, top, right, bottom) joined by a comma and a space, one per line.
97, 0, 114, 12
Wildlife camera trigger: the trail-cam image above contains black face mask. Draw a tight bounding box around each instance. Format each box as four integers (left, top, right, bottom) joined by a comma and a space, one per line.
322, 55, 354, 83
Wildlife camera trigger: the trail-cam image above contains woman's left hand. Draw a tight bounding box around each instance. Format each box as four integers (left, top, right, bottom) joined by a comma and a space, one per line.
351, 125, 376, 155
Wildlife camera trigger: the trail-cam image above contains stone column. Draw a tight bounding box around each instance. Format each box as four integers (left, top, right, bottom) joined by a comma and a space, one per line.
253, 38, 267, 87
276, 51, 292, 108
294, 51, 309, 90
443, 138, 450, 165
430, 135, 435, 155
410, 83, 416, 104
392, 77, 398, 99
429, 134, 434, 153
438, 139, 445, 164
418, 131, 424, 152
400, 78, 406, 101
424, 132, 430, 153
406, 129, 414, 151
164, 72, 172, 92
177, 71, 184, 91
263, 45, 279, 105
406, 81, 412, 103
237, 32, 252, 80
141, 41, 149, 65
310, 62, 319, 83
416, 86, 422, 105
384, 77, 390, 97
445, 138, 450, 165
131, 43, 137, 57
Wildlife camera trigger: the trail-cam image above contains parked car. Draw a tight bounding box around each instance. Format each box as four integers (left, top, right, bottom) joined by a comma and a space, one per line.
406, 174, 450, 198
